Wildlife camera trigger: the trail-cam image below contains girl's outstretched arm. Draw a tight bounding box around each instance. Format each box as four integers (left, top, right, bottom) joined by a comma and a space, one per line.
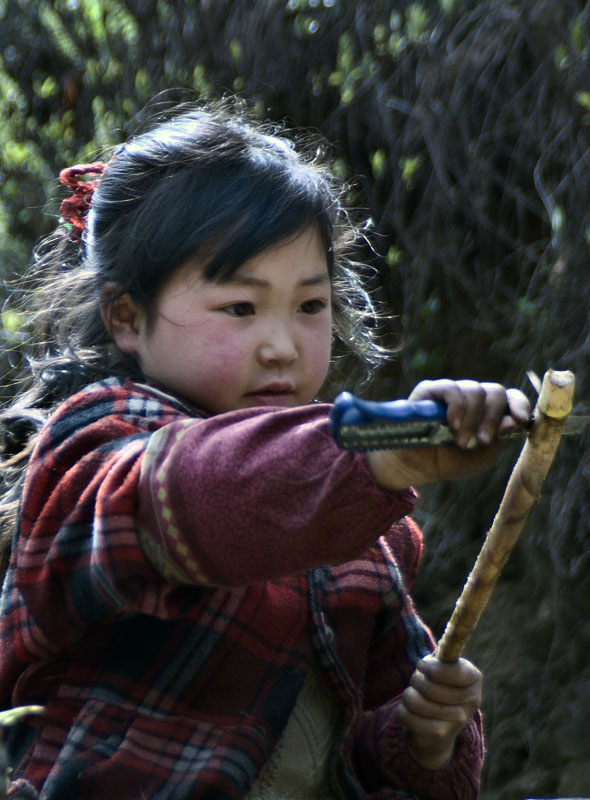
367, 379, 531, 490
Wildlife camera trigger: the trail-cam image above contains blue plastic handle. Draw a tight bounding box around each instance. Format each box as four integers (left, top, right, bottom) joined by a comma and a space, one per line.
331, 392, 447, 426
330, 392, 448, 450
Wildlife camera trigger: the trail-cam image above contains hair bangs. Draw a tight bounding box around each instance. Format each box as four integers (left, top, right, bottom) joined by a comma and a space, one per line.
116, 149, 336, 295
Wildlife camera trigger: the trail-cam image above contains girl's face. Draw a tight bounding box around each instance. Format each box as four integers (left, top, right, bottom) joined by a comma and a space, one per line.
116, 227, 333, 413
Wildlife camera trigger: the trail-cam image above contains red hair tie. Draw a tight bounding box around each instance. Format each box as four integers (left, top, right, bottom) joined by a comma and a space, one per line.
59, 162, 107, 240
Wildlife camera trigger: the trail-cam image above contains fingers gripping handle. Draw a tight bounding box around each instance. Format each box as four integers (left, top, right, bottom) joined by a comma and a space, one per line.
330, 392, 450, 451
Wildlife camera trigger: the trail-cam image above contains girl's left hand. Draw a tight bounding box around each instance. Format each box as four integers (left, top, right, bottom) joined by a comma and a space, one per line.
395, 654, 483, 770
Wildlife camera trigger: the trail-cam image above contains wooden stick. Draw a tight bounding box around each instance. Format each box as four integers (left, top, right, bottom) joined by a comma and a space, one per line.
436, 369, 575, 663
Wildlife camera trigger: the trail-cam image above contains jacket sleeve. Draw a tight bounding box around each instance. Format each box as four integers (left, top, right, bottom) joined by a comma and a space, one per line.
354, 699, 484, 800
11, 386, 416, 641
135, 404, 416, 587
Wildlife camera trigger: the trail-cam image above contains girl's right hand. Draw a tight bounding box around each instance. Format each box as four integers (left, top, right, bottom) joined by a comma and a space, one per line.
366, 379, 530, 490
396, 654, 483, 770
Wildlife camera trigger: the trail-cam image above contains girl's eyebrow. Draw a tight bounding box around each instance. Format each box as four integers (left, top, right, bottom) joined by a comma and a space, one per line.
225, 273, 330, 288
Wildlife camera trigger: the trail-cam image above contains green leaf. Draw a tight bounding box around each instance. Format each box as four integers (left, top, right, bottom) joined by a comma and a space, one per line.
39, 3, 85, 68
229, 39, 242, 62
551, 205, 565, 234
385, 245, 405, 267
399, 154, 424, 185
1, 309, 27, 334
406, 3, 430, 42
439, 0, 457, 13
33, 75, 59, 100
570, 18, 584, 55
575, 90, 590, 111
554, 41, 569, 70
370, 148, 387, 179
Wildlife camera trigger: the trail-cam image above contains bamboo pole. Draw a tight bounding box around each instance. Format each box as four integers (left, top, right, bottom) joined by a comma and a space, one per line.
436, 369, 575, 663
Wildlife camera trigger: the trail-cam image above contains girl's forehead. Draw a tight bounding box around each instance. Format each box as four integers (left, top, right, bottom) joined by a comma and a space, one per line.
232, 227, 329, 277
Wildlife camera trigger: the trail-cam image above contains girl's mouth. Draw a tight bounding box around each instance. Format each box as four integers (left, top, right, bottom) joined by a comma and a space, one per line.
245, 386, 296, 406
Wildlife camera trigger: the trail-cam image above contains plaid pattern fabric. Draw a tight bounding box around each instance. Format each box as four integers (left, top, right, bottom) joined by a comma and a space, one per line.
0, 378, 472, 799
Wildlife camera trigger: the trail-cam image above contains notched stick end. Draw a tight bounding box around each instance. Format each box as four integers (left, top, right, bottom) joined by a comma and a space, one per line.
536, 369, 575, 420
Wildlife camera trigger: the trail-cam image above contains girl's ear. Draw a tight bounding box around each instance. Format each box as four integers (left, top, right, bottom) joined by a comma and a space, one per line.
99, 283, 146, 355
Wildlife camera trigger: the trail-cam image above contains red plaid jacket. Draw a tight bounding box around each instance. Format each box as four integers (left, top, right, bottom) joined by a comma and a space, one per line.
0, 379, 482, 799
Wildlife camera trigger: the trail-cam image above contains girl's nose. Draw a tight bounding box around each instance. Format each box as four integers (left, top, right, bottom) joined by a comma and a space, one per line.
257, 322, 298, 365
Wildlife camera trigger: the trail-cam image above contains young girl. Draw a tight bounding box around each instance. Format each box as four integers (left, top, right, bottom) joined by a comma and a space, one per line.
0, 103, 529, 800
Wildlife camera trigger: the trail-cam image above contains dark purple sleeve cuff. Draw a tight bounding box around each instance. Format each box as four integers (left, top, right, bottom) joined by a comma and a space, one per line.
354, 697, 484, 800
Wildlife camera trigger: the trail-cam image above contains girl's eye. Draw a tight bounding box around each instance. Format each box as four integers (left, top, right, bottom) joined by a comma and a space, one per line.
300, 299, 327, 315
223, 302, 255, 317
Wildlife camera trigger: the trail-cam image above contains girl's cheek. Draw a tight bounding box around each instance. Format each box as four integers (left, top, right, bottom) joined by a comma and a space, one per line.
313, 318, 333, 361
200, 328, 251, 368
